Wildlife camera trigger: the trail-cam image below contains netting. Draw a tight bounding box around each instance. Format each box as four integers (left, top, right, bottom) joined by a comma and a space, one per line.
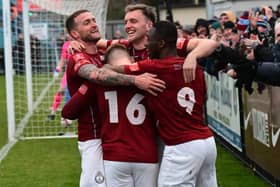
27, 0, 108, 35
9, 0, 108, 139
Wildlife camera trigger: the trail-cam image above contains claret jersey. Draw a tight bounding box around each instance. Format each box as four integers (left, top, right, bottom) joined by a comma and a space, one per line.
106, 38, 189, 61
96, 85, 158, 163
124, 57, 213, 145
66, 52, 103, 141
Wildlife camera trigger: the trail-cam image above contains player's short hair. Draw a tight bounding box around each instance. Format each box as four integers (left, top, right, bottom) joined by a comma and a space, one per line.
104, 44, 129, 64
125, 4, 156, 24
153, 21, 177, 47
65, 9, 90, 34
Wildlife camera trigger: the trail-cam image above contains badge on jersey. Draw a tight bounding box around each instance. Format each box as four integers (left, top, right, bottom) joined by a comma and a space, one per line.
78, 84, 88, 95
118, 39, 129, 47
128, 63, 140, 72
73, 53, 92, 73
73, 53, 86, 62
176, 38, 186, 50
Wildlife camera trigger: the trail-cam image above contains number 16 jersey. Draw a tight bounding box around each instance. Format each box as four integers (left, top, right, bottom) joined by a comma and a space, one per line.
95, 85, 158, 163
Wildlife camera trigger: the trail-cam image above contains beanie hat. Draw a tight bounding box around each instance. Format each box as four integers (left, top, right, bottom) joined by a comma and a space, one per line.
256, 16, 268, 28
211, 21, 221, 30
237, 11, 249, 31
224, 21, 235, 29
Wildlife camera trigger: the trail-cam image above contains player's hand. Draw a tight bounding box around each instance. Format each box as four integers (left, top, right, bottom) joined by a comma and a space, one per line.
135, 73, 166, 96
68, 41, 85, 54
53, 66, 60, 78
183, 54, 197, 83
227, 68, 237, 78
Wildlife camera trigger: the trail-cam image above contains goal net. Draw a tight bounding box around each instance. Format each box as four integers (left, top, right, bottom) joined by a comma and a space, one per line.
6, 0, 108, 139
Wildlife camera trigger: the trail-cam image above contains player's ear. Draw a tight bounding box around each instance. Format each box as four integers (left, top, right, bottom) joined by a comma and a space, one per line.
70, 30, 79, 39
159, 40, 165, 48
146, 20, 153, 31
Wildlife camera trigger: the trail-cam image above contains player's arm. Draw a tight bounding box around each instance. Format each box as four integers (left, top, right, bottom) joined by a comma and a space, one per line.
68, 39, 120, 53
61, 83, 92, 119
102, 64, 126, 73
183, 38, 218, 83
229, 61, 280, 87
96, 39, 119, 48
78, 64, 165, 96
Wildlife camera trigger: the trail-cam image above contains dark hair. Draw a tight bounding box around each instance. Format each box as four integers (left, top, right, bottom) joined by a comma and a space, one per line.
174, 21, 183, 30
223, 21, 235, 29
104, 44, 129, 64
65, 10, 90, 34
194, 18, 209, 35
153, 21, 177, 46
125, 4, 156, 24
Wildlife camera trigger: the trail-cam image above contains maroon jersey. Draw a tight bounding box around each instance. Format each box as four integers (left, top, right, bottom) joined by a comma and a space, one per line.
96, 85, 158, 163
107, 38, 189, 61
66, 52, 103, 141
124, 57, 213, 145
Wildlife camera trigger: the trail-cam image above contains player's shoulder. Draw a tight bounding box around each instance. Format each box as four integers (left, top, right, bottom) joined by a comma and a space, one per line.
176, 37, 188, 50
71, 52, 89, 62
62, 40, 71, 47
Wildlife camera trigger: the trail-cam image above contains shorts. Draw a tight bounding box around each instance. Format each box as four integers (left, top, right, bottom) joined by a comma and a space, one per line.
158, 136, 217, 187
104, 160, 159, 187
78, 139, 106, 187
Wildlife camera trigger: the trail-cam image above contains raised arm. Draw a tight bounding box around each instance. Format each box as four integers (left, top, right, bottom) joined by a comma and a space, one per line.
68, 39, 120, 53
183, 38, 218, 82
229, 61, 280, 87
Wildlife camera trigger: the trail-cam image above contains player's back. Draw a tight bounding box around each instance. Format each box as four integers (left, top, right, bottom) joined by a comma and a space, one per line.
95, 85, 158, 163
138, 57, 213, 145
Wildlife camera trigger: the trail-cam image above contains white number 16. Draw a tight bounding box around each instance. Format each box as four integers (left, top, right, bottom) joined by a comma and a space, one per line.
104, 91, 146, 125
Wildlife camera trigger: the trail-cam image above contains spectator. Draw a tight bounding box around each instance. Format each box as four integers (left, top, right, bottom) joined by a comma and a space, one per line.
112, 29, 124, 39
237, 11, 250, 38
219, 11, 236, 28
182, 25, 196, 39
194, 18, 209, 38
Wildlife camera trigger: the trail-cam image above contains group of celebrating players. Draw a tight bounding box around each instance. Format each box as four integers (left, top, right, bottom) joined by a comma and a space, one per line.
61, 3, 224, 187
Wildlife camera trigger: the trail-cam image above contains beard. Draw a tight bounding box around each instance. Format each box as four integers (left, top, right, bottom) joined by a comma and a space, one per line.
81, 34, 101, 43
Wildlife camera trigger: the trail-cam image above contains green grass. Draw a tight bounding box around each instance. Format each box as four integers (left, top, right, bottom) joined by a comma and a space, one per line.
216, 143, 270, 187
0, 138, 80, 187
0, 75, 8, 148
0, 138, 271, 187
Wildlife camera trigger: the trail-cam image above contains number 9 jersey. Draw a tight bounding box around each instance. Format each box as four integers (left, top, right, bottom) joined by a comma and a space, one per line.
124, 57, 213, 146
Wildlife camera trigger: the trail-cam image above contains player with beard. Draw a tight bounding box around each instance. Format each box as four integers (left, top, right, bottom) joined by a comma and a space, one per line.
69, 4, 218, 81
65, 10, 165, 187
62, 44, 159, 187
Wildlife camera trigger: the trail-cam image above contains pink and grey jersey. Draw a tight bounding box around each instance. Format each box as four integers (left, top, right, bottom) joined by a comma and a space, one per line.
96, 85, 158, 163
124, 57, 213, 146
60, 41, 72, 61
66, 52, 103, 141
106, 38, 189, 61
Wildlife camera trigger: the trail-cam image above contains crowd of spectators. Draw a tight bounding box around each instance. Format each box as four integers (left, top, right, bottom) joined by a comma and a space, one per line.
175, 4, 280, 93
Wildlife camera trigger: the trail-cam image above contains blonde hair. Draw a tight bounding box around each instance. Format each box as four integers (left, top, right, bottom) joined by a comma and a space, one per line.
125, 4, 156, 23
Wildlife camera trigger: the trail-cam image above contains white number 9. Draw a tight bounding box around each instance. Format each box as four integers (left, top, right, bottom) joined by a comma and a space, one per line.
177, 87, 195, 115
